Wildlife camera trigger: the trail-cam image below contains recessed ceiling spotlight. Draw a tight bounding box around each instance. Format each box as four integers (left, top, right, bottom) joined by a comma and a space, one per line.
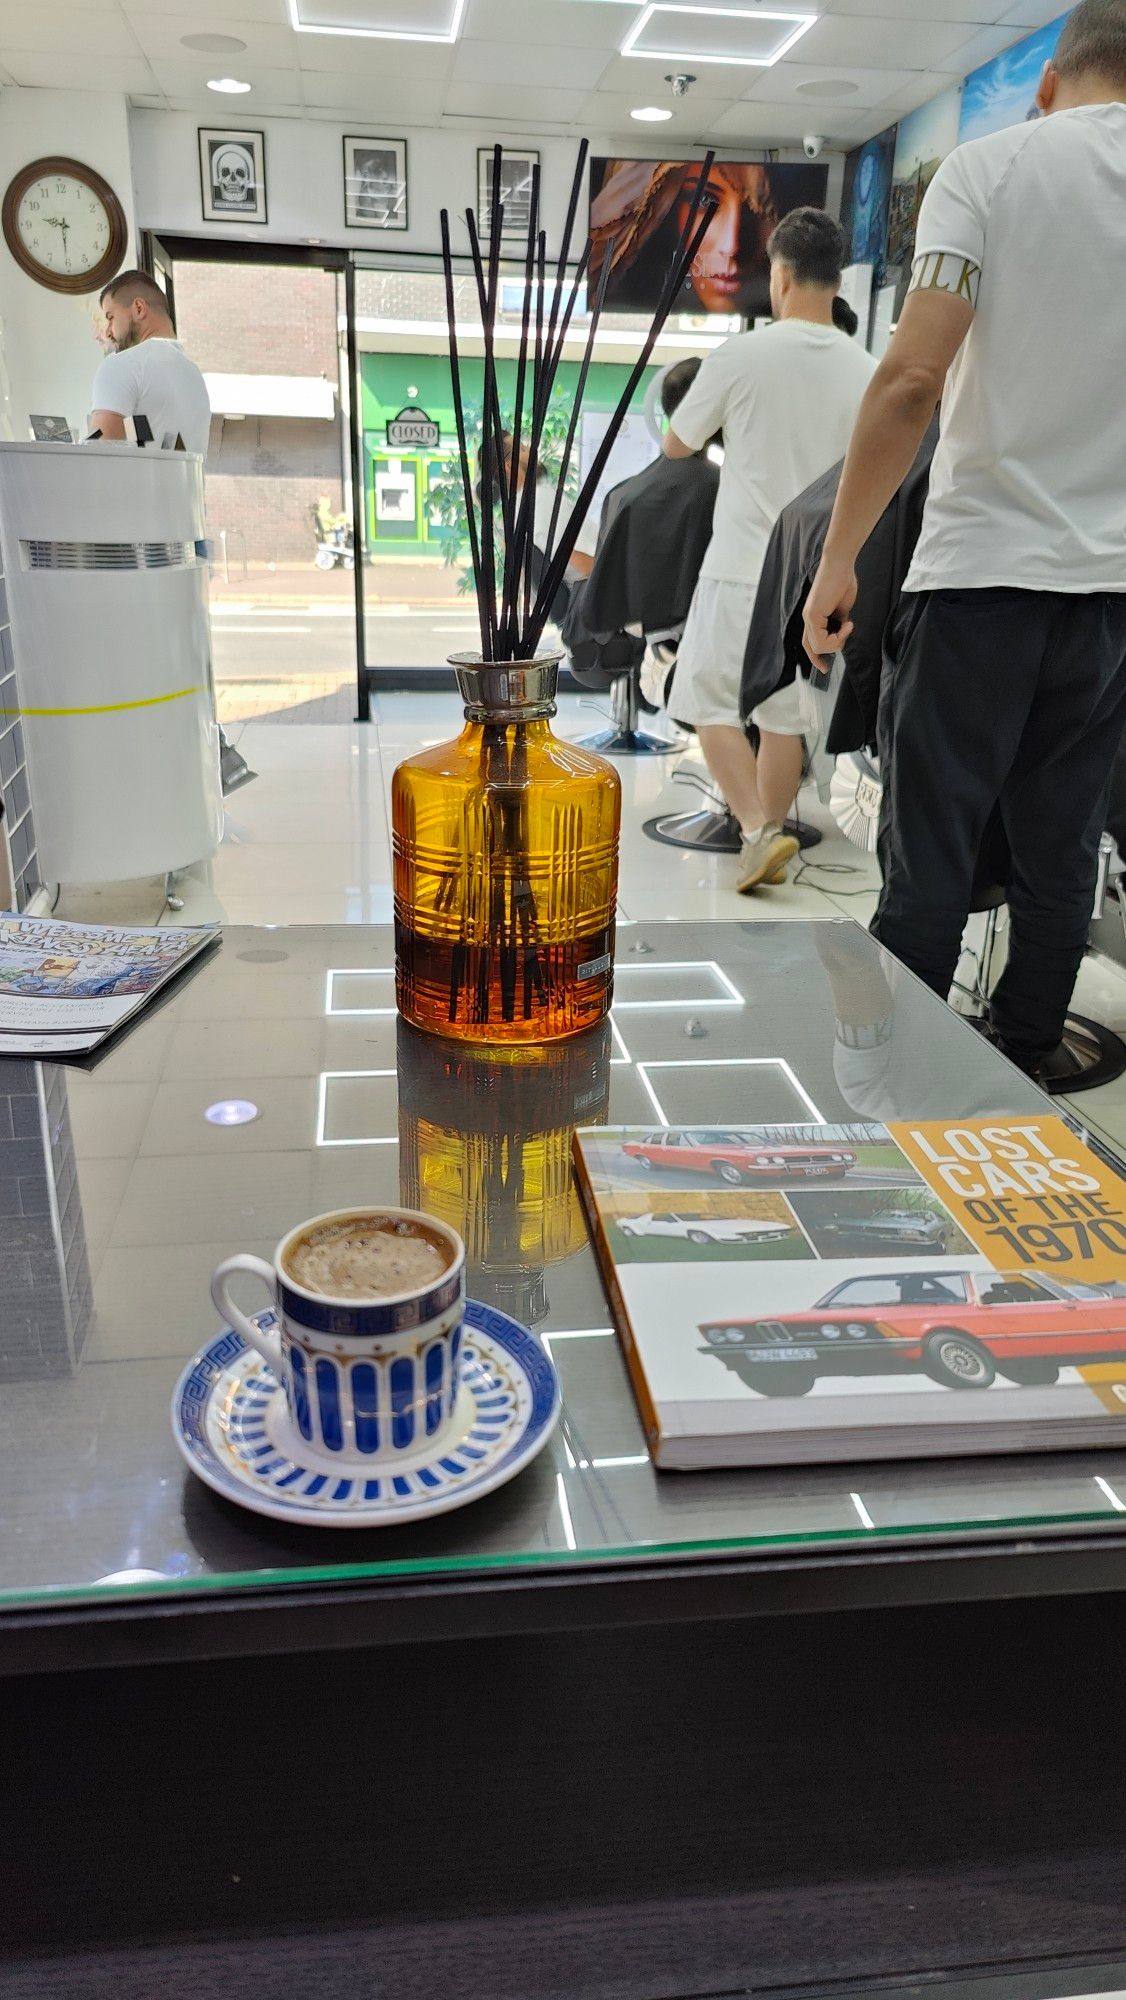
204, 1099, 260, 1127
622, 5, 816, 69
632, 104, 675, 120
182, 32, 247, 54
207, 76, 253, 93
796, 77, 860, 98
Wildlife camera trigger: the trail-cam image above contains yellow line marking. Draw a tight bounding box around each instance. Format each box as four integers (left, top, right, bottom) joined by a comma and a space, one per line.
0, 685, 203, 718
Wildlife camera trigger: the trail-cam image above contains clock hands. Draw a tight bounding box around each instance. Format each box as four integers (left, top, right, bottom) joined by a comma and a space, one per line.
43, 214, 71, 269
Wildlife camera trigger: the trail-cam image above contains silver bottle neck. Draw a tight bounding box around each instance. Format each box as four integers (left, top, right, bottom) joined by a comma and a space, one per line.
450, 653, 561, 723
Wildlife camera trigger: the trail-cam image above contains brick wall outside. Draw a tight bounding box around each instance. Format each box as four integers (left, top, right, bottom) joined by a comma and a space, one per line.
205, 412, 343, 564
174, 262, 340, 377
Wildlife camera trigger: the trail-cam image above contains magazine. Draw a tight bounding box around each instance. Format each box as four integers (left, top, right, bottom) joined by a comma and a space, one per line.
573, 1116, 1126, 1468
0, 914, 219, 1055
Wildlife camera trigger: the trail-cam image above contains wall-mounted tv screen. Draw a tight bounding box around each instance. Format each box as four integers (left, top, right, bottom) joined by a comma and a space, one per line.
588, 158, 830, 319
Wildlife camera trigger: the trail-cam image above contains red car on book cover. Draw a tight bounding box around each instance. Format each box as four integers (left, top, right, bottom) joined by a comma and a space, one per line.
699, 1270, 1126, 1396
620, 1130, 856, 1186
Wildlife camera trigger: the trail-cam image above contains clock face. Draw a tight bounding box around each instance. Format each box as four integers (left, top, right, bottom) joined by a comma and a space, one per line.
15, 169, 112, 281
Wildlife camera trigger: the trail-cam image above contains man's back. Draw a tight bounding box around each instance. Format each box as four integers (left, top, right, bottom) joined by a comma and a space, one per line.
583, 451, 720, 635
90, 337, 211, 457
907, 102, 1126, 592
675, 321, 876, 585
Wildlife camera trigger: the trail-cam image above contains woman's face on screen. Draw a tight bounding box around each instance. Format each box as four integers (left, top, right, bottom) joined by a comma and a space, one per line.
674, 168, 773, 313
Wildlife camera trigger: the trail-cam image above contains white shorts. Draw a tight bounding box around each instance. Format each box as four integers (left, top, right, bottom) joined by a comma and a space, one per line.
667, 577, 756, 729
668, 577, 806, 736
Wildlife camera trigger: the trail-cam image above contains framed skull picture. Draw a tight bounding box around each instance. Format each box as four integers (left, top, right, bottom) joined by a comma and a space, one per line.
343, 136, 408, 231
199, 128, 267, 225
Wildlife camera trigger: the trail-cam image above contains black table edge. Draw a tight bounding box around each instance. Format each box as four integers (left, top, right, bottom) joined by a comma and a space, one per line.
3, 1525, 1126, 1677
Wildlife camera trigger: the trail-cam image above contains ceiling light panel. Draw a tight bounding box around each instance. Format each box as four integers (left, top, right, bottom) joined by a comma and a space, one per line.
289, 0, 466, 41
622, 4, 816, 67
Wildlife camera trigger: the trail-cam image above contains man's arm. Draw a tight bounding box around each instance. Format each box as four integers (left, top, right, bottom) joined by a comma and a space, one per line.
87, 409, 128, 440
802, 286, 973, 670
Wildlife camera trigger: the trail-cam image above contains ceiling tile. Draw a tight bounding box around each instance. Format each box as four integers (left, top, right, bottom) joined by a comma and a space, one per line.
452, 36, 612, 88
0, 3, 137, 55
942, 22, 1032, 70
2, 50, 159, 91
825, 0, 1009, 18
864, 67, 961, 117
295, 33, 455, 75
595, 52, 749, 98
299, 73, 449, 115
124, 12, 299, 65
746, 59, 918, 106
442, 79, 590, 120
577, 86, 736, 135
797, 12, 994, 68
124, 0, 283, 14
148, 56, 302, 102
706, 99, 860, 140
997, 0, 1070, 24
463, 0, 635, 47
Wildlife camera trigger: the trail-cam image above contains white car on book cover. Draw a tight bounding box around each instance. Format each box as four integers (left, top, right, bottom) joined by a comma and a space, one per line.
699, 1270, 1126, 1396
618, 1211, 791, 1246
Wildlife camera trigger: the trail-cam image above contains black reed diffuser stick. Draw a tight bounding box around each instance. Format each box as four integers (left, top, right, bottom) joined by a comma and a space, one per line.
438, 144, 716, 665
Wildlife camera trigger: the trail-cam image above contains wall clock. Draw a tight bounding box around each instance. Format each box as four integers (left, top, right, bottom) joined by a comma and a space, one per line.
2, 156, 128, 296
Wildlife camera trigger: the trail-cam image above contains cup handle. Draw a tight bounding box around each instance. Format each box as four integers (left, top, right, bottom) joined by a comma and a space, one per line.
211, 1255, 285, 1376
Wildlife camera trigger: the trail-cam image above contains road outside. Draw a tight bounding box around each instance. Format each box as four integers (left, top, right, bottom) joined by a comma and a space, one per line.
207, 556, 478, 723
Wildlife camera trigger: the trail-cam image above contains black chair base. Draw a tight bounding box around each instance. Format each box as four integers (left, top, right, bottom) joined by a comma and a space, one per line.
643, 806, 823, 854
580, 725, 681, 756
644, 807, 743, 853
1040, 1011, 1126, 1095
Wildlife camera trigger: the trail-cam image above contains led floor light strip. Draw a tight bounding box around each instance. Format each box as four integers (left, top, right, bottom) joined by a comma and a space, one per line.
633, 1057, 826, 1128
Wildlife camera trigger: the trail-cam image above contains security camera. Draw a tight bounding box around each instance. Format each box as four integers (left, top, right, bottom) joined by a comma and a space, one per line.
665, 72, 697, 99
803, 134, 825, 160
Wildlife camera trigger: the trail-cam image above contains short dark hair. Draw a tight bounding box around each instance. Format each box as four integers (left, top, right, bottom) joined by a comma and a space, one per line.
661, 357, 702, 418
832, 295, 859, 337
99, 269, 172, 316
1055, 0, 1126, 83
767, 207, 844, 290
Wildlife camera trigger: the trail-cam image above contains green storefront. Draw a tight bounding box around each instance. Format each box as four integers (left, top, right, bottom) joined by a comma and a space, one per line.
360, 351, 657, 558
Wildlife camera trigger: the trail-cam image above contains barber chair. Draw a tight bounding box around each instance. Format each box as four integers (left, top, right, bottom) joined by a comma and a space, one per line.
576, 631, 684, 757
945, 814, 1125, 1095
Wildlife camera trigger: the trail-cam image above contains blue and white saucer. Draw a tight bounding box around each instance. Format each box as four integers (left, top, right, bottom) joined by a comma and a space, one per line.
172, 1300, 561, 1528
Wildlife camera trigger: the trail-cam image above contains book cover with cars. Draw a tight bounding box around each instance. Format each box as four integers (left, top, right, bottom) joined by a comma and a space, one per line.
573, 1117, 1126, 1467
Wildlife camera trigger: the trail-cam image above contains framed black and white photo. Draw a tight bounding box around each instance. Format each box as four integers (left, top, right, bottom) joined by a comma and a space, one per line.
477, 148, 540, 244
198, 128, 267, 225
343, 136, 408, 231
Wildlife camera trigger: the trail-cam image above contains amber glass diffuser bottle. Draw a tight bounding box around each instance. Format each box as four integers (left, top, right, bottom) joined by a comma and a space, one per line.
393, 654, 620, 1044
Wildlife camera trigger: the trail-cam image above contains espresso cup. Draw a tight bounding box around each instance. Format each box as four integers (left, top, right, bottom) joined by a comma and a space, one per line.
210, 1207, 467, 1468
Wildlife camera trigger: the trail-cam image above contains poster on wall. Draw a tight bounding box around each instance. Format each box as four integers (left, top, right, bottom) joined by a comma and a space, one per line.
198, 128, 267, 225
588, 159, 828, 319
839, 125, 897, 285
958, 10, 1072, 143
886, 87, 961, 304
477, 149, 540, 244
343, 136, 408, 230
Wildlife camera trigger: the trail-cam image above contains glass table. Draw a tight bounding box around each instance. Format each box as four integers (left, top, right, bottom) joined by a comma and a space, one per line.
3, 915, 1126, 1653
6, 919, 1126, 1988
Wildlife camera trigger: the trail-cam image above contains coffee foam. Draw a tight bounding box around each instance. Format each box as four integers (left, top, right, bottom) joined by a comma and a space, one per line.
284, 1214, 452, 1301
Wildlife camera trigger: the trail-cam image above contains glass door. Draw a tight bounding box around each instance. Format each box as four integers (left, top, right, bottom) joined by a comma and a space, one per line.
146, 241, 361, 727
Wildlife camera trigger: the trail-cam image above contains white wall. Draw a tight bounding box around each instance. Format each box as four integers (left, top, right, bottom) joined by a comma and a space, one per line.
129, 106, 843, 260
0, 89, 138, 436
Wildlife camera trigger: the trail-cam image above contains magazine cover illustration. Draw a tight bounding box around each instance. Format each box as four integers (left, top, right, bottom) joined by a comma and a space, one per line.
574, 1118, 1126, 1467
0, 915, 217, 1054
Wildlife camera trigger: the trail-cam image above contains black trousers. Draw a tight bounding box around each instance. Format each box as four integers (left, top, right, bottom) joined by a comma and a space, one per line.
872, 586, 1126, 1063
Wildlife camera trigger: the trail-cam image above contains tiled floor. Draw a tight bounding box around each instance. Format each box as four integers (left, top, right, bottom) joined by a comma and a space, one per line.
52, 689, 1126, 1153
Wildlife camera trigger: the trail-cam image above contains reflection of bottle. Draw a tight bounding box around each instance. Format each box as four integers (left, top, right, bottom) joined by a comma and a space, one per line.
397, 1017, 611, 1325
392, 655, 620, 1045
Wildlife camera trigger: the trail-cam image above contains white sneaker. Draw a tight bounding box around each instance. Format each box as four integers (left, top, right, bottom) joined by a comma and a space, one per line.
736, 823, 799, 894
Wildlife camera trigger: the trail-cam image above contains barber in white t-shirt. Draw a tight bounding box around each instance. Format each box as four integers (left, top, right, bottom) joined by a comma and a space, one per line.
663, 207, 875, 893
89, 269, 211, 455
804, 0, 1126, 1082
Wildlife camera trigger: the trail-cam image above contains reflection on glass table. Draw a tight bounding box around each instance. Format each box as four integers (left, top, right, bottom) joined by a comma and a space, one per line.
1, 918, 1125, 1612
